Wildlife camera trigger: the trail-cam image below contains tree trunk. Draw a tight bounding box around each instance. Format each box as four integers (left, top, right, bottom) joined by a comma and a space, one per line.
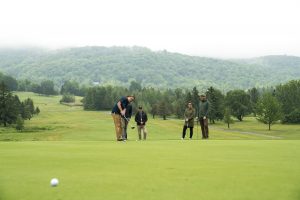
269, 123, 271, 131
163, 115, 166, 120
227, 122, 230, 129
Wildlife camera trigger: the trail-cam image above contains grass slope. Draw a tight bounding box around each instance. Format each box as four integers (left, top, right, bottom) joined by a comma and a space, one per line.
1, 92, 300, 200
1, 92, 300, 141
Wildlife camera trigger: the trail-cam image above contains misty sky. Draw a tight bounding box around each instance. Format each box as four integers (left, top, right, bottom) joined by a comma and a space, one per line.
1, 0, 300, 58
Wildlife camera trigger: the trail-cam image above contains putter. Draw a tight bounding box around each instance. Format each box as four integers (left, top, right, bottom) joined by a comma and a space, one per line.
123, 116, 135, 129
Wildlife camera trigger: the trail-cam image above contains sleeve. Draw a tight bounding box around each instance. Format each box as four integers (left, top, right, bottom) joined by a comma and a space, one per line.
135, 113, 138, 123
191, 109, 195, 119
145, 112, 148, 122
184, 109, 187, 119
205, 102, 210, 117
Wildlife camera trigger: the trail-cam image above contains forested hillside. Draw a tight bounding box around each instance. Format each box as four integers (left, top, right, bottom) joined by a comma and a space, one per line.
0, 47, 300, 90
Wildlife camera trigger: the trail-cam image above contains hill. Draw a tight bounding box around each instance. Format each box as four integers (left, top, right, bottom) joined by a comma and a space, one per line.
0, 47, 300, 90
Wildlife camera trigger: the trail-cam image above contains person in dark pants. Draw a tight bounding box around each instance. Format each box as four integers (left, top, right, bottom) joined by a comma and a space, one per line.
121, 104, 132, 141
135, 106, 148, 140
111, 95, 135, 141
197, 94, 210, 139
182, 102, 195, 140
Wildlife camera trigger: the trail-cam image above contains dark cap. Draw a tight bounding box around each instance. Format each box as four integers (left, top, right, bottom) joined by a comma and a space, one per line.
138, 106, 142, 109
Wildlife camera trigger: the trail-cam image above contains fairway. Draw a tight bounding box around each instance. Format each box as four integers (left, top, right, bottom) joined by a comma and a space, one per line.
1, 140, 300, 200
1, 92, 300, 200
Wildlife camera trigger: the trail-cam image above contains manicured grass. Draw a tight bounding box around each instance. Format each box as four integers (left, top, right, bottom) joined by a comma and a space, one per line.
1, 92, 300, 200
0, 140, 300, 200
2, 92, 300, 141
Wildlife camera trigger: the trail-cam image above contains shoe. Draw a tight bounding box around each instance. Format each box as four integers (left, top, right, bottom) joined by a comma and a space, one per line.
181, 138, 184, 140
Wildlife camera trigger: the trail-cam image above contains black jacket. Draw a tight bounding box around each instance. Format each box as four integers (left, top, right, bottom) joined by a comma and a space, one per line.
124, 104, 132, 118
135, 111, 148, 125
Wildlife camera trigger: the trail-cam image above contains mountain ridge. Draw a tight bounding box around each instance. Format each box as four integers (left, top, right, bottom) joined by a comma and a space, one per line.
0, 46, 299, 90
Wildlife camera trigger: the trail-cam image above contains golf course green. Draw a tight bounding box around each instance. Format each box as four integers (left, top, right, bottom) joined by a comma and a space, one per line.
1, 92, 300, 200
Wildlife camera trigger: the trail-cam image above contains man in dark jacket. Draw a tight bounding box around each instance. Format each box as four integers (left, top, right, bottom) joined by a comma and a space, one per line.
121, 104, 132, 141
135, 106, 148, 140
197, 94, 210, 139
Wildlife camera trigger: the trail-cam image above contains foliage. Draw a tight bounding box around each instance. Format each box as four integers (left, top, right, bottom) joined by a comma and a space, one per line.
256, 93, 282, 130
0, 72, 18, 91
60, 93, 75, 103
282, 109, 300, 124
1, 47, 300, 90
0, 83, 37, 127
0, 82, 20, 126
15, 115, 24, 131
275, 80, 300, 123
223, 107, 234, 128
225, 90, 251, 121
206, 87, 225, 123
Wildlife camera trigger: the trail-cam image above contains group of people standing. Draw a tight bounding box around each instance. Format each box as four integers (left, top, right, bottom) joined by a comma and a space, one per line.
111, 94, 209, 141
111, 95, 148, 141
182, 94, 210, 140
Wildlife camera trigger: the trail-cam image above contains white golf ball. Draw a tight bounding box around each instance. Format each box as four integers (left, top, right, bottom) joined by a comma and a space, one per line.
50, 178, 59, 187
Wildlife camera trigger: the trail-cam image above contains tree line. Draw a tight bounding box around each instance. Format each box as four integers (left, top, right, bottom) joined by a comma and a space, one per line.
0, 82, 39, 130
83, 80, 300, 130
2, 71, 300, 130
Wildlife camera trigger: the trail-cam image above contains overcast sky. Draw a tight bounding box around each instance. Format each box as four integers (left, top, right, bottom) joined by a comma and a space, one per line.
1, 0, 300, 58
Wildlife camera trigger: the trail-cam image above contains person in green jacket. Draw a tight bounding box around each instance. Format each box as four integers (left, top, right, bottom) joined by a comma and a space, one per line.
197, 94, 210, 139
182, 102, 195, 139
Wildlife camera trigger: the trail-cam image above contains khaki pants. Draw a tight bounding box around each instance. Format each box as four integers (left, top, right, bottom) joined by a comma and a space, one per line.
121, 118, 128, 140
137, 125, 147, 140
112, 114, 122, 140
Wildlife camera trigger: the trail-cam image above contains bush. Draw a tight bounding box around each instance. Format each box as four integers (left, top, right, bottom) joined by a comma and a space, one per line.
60, 93, 75, 103
282, 110, 300, 124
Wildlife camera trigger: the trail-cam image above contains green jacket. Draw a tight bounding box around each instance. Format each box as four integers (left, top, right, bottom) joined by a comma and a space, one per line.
184, 107, 195, 127
197, 100, 210, 118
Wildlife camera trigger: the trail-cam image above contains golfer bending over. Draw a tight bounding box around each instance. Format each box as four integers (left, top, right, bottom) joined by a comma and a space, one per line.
111, 95, 135, 141
121, 104, 132, 141
135, 106, 148, 140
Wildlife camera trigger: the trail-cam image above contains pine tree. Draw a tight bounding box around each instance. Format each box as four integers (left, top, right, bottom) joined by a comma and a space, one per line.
16, 115, 24, 131
0, 82, 20, 126
224, 107, 234, 128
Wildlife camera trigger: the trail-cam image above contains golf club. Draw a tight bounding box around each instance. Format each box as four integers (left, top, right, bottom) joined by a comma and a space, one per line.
123, 116, 135, 129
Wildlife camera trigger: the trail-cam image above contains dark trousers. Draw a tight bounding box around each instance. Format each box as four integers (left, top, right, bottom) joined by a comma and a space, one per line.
182, 126, 194, 139
199, 118, 209, 139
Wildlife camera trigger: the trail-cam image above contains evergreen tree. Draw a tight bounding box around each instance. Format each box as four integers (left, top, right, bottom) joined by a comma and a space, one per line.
206, 86, 225, 123
223, 107, 234, 128
248, 87, 260, 116
0, 82, 20, 126
35, 107, 40, 115
16, 114, 24, 131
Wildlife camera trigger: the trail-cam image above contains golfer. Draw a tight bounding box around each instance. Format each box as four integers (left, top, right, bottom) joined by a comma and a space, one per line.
197, 94, 210, 139
135, 106, 148, 140
121, 104, 132, 141
111, 95, 135, 141
182, 102, 195, 139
